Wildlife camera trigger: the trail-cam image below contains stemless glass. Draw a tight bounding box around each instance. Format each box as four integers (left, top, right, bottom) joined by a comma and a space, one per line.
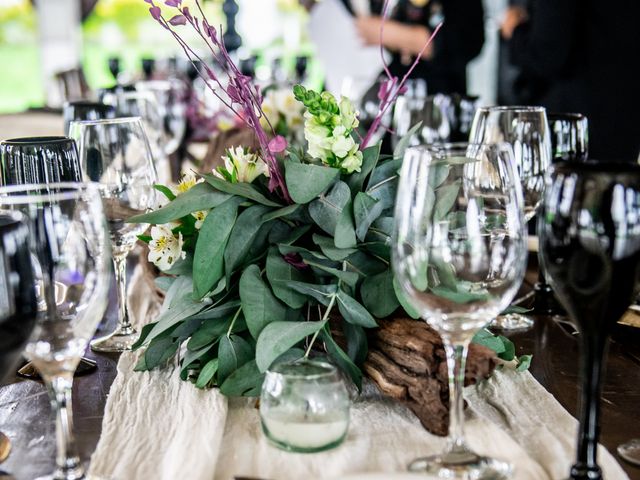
0, 183, 112, 480
470, 106, 552, 330
70, 117, 157, 352
393, 143, 527, 478
539, 161, 640, 480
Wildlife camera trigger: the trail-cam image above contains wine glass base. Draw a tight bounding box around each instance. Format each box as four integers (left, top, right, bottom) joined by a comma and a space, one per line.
17, 357, 97, 380
91, 327, 138, 353
491, 313, 534, 332
617, 439, 640, 466
408, 450, 512, 479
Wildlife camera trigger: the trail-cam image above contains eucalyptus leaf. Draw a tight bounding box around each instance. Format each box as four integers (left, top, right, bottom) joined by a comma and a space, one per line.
284, 281, 338, 306
262, 204, 300, 222
321, 329, 363, 390
309, 181, 356, 248
304, 259, 359, 289
367, 158, 401, 191
393, 277, 421, 319
344, 251, 388, 277
393, 122, 422, 160
336, 290, 377, 328
284, 160, 340, 203
195, 359, 219, 389
187, 317, 232, 351
193, 196, 243, 299
220, 360, 265, 396
347, 143, 381, 193
128, 182, 230, 224
239, 264, 288, 339
343, 321, 368, 366
360, 270, 399, 318
218, 334, 253, 384
266, 248, 307, 308
312, 234, 356, 261
202, 173, 282, 207
255, 321, 326, 372
190, 300, 241, 321
434, 181, 460, 221
144, 337, 179, 370
430, 285, 490, 304
472, 329, 507, 354
143, 296, 209, 347
154, 276, 175, 292
354, 192, 384, 242
224, 205, 271, 281
516, 354, 533, 371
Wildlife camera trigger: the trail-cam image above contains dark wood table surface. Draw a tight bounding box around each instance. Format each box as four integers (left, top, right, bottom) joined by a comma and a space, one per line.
1, 264, 640, 480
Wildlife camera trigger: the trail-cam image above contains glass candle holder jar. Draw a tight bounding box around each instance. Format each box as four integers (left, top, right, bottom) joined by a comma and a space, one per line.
260, 359, 350, 453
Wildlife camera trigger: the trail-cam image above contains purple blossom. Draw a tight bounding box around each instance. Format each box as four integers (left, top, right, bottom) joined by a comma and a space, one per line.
149, 6, 162, 20
283, 253, 308, 270
164, 0, 181, 6
182, 6, 193, 23
168, 14, 187, 26
268, 135, 288, 154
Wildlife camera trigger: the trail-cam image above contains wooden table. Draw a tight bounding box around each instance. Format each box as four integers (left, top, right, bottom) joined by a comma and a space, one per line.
1, 265, 640, 480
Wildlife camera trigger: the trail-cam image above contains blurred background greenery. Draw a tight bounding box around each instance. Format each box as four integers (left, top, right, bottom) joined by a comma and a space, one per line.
0, 0, 316, 113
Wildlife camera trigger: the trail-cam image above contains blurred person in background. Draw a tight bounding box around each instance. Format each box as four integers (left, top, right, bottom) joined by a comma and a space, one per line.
354, 0, 485, 94
501, 0, 640, 161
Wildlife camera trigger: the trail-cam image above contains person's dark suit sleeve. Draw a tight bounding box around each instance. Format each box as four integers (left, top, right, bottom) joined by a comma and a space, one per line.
435, 0, 485, 63
510, 0, 579, 78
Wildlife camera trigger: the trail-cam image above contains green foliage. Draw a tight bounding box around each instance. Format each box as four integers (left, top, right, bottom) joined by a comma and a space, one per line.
133, 121, 530, 399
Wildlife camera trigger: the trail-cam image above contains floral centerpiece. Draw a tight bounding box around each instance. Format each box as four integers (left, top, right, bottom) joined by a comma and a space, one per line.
131, 0, 530, 396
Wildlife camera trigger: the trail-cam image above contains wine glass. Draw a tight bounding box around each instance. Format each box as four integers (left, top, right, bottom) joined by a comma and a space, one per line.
0, 211, 38, 465
136, 79, 188, 156
0, 136, 98, 378
533, 112, 589, 315
393, 142, 527, 478
538, 161, 640, 479
70, 117, 157, 352
63, 101, 116, 136
0, 182, 112, 480
548, 112, 589, 163
470, 105, 552, 330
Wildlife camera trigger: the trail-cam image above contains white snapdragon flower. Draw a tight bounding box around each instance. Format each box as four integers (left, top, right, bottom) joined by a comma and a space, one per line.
341, 145, 363, 173
339, 96, 359, 130
148, 225, 186, 271
213, 146, 270, 184
304, 114, 332, 161
331, 134, 356, 159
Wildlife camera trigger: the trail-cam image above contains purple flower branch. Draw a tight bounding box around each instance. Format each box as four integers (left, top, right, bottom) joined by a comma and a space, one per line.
145, 0, 291, 203
360, 0, 443, 149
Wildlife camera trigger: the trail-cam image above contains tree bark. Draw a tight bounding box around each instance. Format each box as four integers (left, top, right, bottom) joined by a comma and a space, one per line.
364, 317, 497, 436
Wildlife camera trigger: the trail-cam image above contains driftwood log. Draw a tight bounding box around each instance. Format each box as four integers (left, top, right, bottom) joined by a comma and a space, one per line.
364, 318, 497, 436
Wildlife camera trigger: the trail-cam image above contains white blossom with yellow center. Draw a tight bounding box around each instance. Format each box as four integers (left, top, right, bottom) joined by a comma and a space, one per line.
172, 171, 203, 196
148, 225, 186, 271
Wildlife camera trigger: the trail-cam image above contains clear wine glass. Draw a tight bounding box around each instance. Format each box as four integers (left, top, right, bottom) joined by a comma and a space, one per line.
0, 182, 112, 480
393, 142, 527, 478
548, 112, 589, 163
136, 79, 188, 155
70, 117, 158, 352
538, 161, 640, 479
469, 105, 552, 330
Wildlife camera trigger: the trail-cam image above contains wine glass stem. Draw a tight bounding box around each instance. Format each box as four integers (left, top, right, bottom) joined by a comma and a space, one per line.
572, 335, 607, 480
113, 253, 132, 333
444, 340, 470, 451
46, 374, 83, 479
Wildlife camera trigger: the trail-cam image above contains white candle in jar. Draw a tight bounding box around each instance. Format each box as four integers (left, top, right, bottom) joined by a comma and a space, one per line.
261, 412, 349, 449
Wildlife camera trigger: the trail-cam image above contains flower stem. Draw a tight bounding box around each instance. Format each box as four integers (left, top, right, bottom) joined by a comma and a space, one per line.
304, 293, 337, 358
226, 307, 243, 338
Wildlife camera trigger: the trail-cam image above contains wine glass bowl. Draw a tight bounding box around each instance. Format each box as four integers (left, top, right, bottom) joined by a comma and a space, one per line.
70, 117, 157, 352
393, 142, 527, 478
538, 160, 640, 480
548, 112, 589, 163
0, 182, 111, 480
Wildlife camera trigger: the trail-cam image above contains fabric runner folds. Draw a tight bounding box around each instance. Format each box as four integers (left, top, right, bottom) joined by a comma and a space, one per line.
87, 266, 629, 480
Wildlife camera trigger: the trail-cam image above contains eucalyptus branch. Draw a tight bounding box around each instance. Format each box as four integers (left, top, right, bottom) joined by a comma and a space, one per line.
304, 293, 337, 358
226, 306, 243, 338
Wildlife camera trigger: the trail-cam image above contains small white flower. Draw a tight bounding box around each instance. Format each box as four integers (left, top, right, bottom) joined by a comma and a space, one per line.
339, 96, 359, 130
148, 225, 186, 271
214, 146, 270, 184
304, 114, 332, 161
192, 210, 208, 230
172, 171, 202, 196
